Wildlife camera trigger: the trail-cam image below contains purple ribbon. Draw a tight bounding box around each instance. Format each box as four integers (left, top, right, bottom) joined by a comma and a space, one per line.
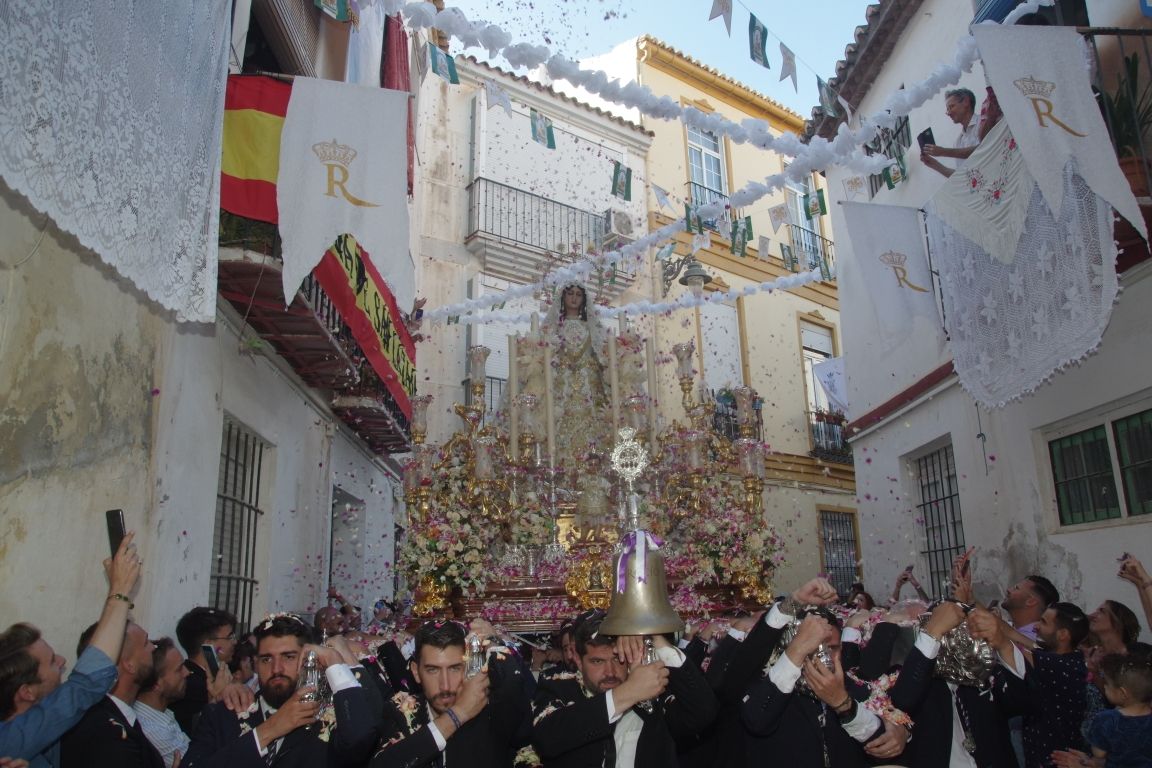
616, 529, 663, 594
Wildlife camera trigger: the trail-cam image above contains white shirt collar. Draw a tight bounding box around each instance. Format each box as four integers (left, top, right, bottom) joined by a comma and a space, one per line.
109, 694, 137, 726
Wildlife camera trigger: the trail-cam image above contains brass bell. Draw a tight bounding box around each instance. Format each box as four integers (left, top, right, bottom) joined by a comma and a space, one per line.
599, 535, 683, 636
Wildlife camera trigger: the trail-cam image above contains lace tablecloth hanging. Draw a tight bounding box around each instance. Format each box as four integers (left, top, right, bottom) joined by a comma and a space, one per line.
0, 0, 231, 322
926, 126, 1118, 407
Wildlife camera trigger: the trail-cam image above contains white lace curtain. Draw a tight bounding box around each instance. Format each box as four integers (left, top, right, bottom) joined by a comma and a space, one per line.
0, 0, 231, 322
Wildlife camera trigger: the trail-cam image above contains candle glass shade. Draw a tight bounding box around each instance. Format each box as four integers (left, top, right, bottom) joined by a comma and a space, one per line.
415, 444, 437, 485
733, 386, 756, 425
736, 438, 764, 478
410, 394, 433, 439
624, 395, 647, 433
473, 435, 496, 480
468, 345, 491, 386
683, 430, 707, 471
515, 393, 540, 438
672, 340, 696, 380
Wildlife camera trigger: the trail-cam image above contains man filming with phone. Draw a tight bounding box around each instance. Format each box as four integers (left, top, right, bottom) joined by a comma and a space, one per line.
0, 533, 141, 768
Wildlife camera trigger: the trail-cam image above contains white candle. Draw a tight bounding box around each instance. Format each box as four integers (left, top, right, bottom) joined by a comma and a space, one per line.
608, 335, 620, 438
508, 335, 519, 462
544, 345, 556, 467
530, 312, 540, 338
645, 337, 658, 448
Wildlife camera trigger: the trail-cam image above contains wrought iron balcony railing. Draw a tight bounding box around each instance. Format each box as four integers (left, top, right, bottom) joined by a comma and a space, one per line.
786, 223, 837, 280
468, 178, 609, 255
807, 410, 853, 464
686, 182, 742, 235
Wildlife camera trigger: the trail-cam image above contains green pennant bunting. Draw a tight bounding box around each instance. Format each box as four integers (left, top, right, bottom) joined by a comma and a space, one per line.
803, 189, 827, 220
730, 216, 752, 257
882, 156, 907, 189
748, 14, 770, 70
447, 315, 459, 325
611, 161, 632, 201
781, 243, 797, 272
429, 45, 459, 85
656, 243, 675, 261
315, 0, 351, 21
684, 203, 703, 234
817, 77, 840, 118
530, 109, 556, 149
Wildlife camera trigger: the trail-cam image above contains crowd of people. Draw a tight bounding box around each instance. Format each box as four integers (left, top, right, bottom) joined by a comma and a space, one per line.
2, 533, 1151, 767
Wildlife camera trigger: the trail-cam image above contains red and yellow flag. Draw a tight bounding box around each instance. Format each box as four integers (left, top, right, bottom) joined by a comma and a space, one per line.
220, 75, 291, 223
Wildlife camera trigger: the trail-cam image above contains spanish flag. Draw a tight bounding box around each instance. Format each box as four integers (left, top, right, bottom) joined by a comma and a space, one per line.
220, 75, 291, 224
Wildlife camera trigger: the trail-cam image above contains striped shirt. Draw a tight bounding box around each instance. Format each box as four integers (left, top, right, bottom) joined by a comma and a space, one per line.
133, 701, 190, 768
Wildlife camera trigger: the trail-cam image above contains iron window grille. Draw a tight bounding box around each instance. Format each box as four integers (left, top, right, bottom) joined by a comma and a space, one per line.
211, 418, 267, 633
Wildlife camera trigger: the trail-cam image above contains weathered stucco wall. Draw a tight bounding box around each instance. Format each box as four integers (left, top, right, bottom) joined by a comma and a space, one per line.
0, 182, 168, 648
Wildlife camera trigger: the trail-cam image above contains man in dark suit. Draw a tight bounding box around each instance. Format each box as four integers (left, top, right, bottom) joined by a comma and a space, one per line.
61, 620, 164, 768
370, 620, 529, 767
888, 601, 1016, 768
531, 610, 717, 767
182, 614, 377, 768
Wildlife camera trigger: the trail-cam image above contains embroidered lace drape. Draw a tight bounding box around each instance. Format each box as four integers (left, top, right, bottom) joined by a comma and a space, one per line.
926, 159, 1118, 407
0, 0, 231, 322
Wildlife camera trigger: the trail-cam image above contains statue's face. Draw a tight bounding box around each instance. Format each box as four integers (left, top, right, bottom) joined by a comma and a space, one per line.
562, 286, 585, 315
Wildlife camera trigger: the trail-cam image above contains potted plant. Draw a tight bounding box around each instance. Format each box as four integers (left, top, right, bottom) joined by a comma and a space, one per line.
1098, 53, 1152, 196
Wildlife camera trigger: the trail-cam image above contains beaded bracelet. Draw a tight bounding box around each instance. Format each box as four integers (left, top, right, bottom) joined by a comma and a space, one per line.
445, 708, 461, 730
108, 593, 134, 609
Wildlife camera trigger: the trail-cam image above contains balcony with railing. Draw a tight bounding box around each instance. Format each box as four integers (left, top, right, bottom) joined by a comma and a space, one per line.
786, 223, 837, 280
686, 181, 742, 236
216, 211, 411, 454
708, 388, 763, 442
808, 410, 852, 464
466, 178, 637, 300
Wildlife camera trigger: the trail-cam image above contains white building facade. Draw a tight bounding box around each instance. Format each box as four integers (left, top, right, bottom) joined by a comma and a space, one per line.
817, 0, 1152, 619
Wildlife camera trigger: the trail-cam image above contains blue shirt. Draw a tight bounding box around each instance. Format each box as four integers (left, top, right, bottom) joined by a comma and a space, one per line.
1089, 709, 1152, 767
0, 646, 117, 768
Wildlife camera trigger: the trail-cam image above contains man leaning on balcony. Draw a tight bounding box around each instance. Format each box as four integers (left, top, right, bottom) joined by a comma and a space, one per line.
921, 88, 981, 178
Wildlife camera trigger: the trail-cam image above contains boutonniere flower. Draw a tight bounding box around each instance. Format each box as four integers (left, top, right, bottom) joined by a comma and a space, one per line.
315, 703, 338, 742
391, 691, 422, 732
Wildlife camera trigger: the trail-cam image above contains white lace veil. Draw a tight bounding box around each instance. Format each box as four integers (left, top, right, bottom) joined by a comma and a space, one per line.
541, 282, 609, 366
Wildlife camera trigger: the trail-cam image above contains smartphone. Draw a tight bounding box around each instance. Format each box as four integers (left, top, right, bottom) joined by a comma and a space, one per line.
202, 644, 221, 677
904, 564, 915, 572
105, 509, 126, 556
916, 127, 935, 149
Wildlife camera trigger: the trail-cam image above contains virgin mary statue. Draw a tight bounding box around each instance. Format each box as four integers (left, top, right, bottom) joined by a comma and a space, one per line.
536, 283, 612, 466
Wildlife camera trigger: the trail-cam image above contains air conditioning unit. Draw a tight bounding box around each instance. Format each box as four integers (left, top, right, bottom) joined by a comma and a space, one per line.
601, 208, 635, 250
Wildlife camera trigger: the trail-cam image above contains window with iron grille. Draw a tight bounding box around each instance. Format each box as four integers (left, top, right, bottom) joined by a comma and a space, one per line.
1046, 405, 1152, 526
914, 443, 966, 599
866, 115, 911, 198
211, 418, 267, 633
818, 510, 860, 596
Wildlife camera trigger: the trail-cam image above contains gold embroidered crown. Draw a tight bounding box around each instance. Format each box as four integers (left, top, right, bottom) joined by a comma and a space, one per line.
1013, 76, 1055, 98
312, 138, 357, 166
879, 250, 907, 267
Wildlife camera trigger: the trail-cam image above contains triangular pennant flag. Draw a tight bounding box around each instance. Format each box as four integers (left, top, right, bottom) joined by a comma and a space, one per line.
484, 78, 513, 118
748, 14, 769, 70
684, 203, 703, 234
656, 242, 676, 261
429, 45, 459, 84
843, 175, 866, 200
611, 161, 632, 201
652, 184, 671, 210
730, 216, 752, 256
530, 108, 556, 149
803, 189, 827, 220
757, 235, 771, 260
817, 77, 840, 118
768, 203, 790, 233
691, 231, 711, 254
837, 94, 855, 127
709, 0, 733, 36
779, 43, 798, 92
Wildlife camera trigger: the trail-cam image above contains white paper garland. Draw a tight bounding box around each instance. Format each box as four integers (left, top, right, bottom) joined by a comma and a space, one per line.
405, 0, 1055, 323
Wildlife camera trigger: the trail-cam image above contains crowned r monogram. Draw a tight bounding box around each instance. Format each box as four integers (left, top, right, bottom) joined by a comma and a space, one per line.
1014, 76, 1087, 137
879, 251, 929, 293
312, 139, 380, 208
